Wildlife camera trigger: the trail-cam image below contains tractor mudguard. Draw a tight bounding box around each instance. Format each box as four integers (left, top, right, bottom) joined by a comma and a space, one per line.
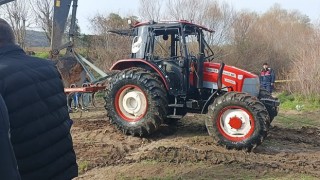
110, 59, 169, 90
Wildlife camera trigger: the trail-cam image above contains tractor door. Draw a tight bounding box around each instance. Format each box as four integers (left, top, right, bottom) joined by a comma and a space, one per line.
148, 28, 188, 96
131, 26, 148, 59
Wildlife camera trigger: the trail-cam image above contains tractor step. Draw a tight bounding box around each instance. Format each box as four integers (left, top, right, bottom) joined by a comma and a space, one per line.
186, 100, 200, 109
167, 115, 183, 119
168, 104, 184, 108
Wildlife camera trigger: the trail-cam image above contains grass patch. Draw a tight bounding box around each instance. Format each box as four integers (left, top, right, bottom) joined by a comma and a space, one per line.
33, 51, 50, 59
272, 91, 320, 128
274, 113, 320, 128
277, 92, 320, 111
78, 160, 89, 174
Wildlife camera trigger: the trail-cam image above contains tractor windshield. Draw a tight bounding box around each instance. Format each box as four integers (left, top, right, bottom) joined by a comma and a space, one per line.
150, 25, 214, 61
151, 28, 184, 60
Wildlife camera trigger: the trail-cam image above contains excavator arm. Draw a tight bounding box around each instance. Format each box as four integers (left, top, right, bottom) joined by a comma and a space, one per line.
2, 0, 111, 109
51, 0, 108, 82
50, 0, 112, 110
51, 0, 77, 56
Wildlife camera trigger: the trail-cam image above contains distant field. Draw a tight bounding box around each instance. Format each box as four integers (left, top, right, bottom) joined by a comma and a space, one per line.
26, 47, 70, 59
26, 47, 78, 55
26, 47, 50, 53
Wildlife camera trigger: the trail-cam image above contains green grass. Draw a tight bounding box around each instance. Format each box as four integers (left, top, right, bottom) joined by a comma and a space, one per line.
274, 113, 320, 128
273, 92, 320, 128
33, 51, 50, 59
78, 161, 89, 174
277, 92, 320, 111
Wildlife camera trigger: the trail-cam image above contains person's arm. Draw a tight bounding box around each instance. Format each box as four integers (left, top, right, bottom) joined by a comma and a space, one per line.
0, 94, 21, 180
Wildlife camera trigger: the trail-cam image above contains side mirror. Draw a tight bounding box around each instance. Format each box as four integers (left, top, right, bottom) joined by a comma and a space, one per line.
128, 19, 134, 28
132, 36, 142, 53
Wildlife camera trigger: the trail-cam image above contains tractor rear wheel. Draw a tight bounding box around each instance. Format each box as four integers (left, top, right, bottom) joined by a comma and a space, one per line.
258, 88, 278, 123
206, 92, 270, 151
104, 68, 168, 136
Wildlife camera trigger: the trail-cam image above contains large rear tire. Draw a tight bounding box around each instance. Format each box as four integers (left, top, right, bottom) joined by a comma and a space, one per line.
104, 68, 168, 136
206, 92, 270, 151
258, 88, 278, 123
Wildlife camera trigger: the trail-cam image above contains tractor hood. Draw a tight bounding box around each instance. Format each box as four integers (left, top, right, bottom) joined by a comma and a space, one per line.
200, 62, 260, 96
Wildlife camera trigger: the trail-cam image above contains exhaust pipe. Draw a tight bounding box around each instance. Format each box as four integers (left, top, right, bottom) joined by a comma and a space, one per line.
217, 62, 225, 90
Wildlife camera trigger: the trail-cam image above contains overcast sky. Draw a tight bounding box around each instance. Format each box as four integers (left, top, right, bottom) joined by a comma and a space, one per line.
77, 0, 320, 34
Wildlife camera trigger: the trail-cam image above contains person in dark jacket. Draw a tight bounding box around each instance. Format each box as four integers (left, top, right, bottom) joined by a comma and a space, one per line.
0, 94, 21, 180
260, 62, 276, 93
0, 18, 78, 180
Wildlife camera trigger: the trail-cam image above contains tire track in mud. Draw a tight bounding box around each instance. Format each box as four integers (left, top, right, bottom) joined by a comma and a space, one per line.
72, 116, 320, 177
126, 123, 320, 177
269, 126, 320, 146
72, 119, 145, 172
134, 145, 320, 177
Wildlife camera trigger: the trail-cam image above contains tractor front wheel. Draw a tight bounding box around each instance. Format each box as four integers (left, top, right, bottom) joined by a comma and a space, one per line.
104, 68, 168, 136
206, 92, 270, 151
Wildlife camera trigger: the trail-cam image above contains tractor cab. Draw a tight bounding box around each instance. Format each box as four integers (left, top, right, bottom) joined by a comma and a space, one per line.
113, 20, 216, 97
131, 20, 214, 61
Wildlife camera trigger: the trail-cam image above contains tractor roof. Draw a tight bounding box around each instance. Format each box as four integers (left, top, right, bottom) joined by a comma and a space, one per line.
108, 20, 214, 37
133, 20, 215, 33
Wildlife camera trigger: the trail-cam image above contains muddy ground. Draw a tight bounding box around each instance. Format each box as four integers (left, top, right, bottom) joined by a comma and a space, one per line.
70, 103, 320, 180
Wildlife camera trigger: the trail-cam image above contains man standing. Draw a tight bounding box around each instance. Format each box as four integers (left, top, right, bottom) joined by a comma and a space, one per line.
0, 94, 21, 180
0, 18, 78, 180
260, 62, 275, 93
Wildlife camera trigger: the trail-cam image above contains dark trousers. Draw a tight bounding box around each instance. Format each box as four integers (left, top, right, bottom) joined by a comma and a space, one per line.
261, 83, 273, 93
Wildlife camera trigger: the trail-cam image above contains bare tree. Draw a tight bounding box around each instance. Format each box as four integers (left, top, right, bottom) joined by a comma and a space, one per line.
227, 4, 313, 78
31, 0, 53, 43
139, 0, 163, 21
2, 0, 31, 48
166, 0, 209, 22
88, 13, 132, 70
286, 25, 320, 99
165, 0, 235, 45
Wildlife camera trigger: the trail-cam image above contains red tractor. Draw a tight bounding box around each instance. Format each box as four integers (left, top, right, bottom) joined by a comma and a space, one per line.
2, 0, 279, 151
105, 20, 279, 151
